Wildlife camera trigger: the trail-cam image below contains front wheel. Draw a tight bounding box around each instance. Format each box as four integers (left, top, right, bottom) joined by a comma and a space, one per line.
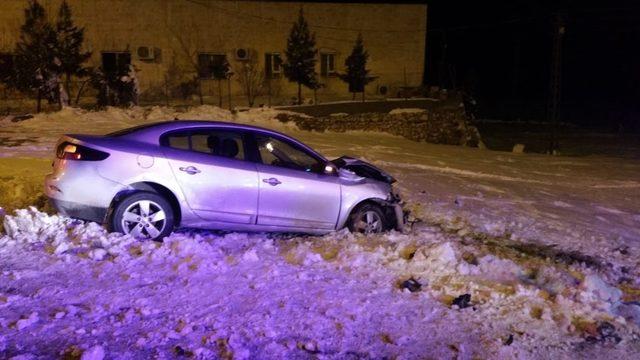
111, 192, 175, 241
347, 203, 387, 234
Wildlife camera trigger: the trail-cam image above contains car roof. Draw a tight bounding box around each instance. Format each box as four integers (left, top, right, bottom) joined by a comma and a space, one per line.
108, 120, 327, 161
108, 120, 279, 137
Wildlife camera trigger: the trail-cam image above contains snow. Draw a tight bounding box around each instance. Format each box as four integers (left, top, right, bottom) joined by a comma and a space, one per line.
15, 312, 39, 331
581, 274, 623, 304
388, 108, 427, 115
0, 105, 639, 358
80, 345, 105, 360
512, 143, 525, 153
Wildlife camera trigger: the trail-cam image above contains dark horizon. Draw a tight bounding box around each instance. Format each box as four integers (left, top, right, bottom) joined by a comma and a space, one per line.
425, 0, 640, 130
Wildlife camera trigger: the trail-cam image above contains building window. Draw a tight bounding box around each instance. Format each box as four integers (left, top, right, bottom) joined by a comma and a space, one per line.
198, 53, 228, 79
320, 52, 336, 77
264, 53, 282, 78
102, 52, 131, 76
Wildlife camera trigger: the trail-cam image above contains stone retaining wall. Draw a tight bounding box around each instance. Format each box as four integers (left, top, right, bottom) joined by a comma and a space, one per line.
276, 106, 482, 147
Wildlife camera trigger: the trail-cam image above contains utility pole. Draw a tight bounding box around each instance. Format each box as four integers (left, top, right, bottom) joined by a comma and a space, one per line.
548, 13, 565, 154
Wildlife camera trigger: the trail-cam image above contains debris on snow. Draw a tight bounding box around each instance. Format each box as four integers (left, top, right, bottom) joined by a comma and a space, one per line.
451, 294, 472, 309
584, 321, 622, 345
400, 277, 422, 292
502, 334, 514, 346
173, 345, 192, 357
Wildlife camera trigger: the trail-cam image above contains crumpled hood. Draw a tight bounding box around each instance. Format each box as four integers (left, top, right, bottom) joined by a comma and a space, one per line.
331, 156, 396, 184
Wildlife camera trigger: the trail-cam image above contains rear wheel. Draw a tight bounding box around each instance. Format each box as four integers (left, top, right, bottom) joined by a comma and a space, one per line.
347, 203, 387, 234
111, 192, 174, 241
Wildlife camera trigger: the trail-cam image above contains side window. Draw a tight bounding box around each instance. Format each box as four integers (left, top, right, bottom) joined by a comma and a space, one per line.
255, 134, 323, 173
163, 129, 245, 161
190, 130, 244, 159
167, 133, 189, 150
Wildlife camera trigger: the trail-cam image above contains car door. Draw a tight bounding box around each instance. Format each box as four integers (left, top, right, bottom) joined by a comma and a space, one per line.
161, 128, 259, 224
252, 132, 341, 229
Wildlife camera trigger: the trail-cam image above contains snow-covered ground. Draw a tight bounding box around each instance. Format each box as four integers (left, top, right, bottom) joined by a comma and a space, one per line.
1, 106, 639, 359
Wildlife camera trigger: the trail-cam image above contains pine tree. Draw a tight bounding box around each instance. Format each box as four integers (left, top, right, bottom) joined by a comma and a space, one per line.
283, 9, 318, 105
91, 64, 139, 108
12, 0, 60, 112
0, 55, 13, 86
56, 0, 91, 104
340, 34, 376, 101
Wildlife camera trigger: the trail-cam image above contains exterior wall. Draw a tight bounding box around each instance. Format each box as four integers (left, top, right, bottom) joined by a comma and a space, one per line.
0, 0, 427, 106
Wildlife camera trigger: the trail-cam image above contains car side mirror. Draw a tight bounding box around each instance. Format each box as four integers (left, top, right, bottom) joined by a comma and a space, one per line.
324, 162, 338, 175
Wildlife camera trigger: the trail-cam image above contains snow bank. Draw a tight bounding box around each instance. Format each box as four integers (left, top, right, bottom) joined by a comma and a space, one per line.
1, 207, 136, 259
0, 209, 637, 358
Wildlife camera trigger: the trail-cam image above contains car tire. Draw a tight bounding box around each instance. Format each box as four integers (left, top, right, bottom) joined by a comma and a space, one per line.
110, 192, 175, 241
347, 202, 387, 234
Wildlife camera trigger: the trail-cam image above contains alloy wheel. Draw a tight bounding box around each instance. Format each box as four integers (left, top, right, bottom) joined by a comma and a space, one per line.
120, 200, 167, 240
354, 210, 383, 234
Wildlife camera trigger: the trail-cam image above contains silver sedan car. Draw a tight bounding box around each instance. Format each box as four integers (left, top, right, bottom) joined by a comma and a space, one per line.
45, 121, 404, 241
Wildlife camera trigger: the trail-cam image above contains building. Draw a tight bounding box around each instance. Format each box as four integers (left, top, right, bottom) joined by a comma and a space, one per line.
0, 0, 427, 106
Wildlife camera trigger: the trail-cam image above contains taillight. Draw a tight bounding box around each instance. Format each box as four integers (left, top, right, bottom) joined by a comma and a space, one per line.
56, 142, 109, 161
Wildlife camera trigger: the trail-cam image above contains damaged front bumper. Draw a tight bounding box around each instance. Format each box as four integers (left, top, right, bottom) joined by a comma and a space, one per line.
376, 191, 408, 233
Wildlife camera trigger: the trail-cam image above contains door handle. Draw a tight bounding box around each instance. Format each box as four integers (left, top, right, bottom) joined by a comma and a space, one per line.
262, 177, 281, 186
179, 166, 201, 175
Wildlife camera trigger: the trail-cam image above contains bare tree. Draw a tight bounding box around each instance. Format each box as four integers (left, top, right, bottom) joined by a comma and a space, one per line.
167, 23, 204, 105
236, 57, 264, 107
211, 57, 231, 108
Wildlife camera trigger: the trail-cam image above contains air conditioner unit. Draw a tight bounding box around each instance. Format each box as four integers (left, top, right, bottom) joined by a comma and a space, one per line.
137, 46, 155, 60
234, 48, 251, 61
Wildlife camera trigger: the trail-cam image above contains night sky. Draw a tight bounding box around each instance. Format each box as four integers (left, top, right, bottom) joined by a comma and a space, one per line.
425, 0, 640, 130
